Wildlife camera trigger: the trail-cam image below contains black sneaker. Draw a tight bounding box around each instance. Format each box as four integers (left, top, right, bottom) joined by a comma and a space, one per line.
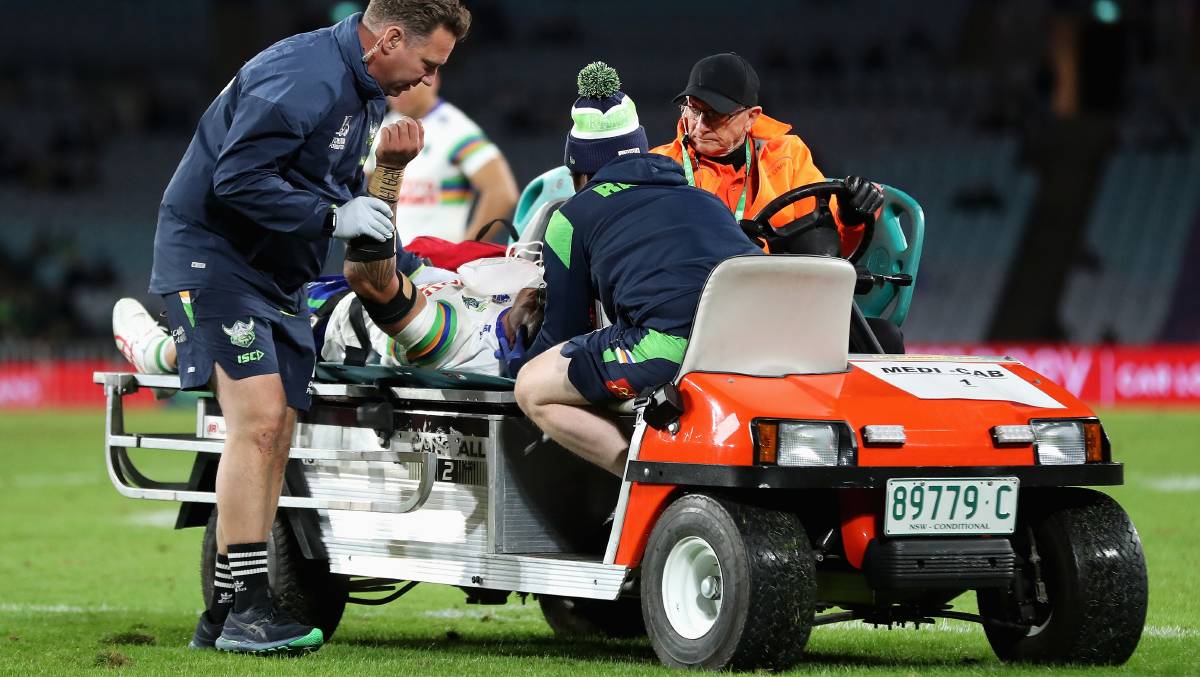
188, 612, 224, 650
214, 605, 323, 656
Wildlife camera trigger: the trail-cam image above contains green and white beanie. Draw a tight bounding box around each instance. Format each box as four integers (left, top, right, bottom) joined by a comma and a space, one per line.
564, 62, 649, 175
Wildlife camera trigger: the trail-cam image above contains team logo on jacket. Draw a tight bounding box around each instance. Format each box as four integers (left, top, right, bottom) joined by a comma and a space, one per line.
222, 319, 256, 348
330, 115, 352, 151
361, 120, 381, 165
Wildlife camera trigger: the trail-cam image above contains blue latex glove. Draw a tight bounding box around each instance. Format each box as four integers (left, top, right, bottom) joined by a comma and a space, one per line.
495, 325, 530, 378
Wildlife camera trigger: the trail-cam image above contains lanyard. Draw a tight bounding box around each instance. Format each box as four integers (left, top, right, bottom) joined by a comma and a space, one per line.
681, 137, 753, 221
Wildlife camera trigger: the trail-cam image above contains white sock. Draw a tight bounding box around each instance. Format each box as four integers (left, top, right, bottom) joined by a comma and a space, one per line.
140, 335, 172, 374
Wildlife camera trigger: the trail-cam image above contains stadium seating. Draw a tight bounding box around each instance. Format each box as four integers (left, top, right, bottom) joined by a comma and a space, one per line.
1060, 140, 1200, 342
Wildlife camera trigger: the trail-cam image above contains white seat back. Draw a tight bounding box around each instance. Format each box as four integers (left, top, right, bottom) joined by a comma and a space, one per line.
676, 255, 856, 381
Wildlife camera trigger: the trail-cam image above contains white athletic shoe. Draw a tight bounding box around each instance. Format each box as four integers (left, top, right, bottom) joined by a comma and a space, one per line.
113, 297, 173, 374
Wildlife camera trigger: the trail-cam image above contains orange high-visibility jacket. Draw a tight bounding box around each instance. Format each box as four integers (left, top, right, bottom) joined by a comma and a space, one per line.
651, 113, 864, 257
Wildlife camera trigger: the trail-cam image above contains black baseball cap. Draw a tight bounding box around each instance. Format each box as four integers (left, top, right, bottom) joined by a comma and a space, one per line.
672, 53, 760, 115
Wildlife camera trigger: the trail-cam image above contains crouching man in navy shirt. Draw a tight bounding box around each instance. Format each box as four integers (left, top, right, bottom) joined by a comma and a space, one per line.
512, 64, 761, 478
148, 0, 470, 655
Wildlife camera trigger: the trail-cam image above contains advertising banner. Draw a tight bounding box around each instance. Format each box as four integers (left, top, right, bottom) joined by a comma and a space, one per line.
0, 361, 159, 409
908, 344, 1200, 407
3, 345, 1200, 408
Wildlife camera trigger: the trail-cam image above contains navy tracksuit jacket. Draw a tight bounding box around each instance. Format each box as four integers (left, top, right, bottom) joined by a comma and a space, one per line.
149, 13, 420, 313
528, 153, 763, 359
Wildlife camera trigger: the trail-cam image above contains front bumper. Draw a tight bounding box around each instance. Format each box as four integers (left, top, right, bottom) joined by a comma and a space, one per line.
624, 461, 1123, 488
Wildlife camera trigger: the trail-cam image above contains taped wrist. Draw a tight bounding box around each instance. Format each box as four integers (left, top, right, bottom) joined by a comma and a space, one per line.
368, 166, 405, 203
347, 164, 405, 262
362, 284, 418, 326
346, 233, 396, 262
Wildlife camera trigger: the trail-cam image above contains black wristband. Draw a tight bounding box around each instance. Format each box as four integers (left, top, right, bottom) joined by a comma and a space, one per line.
321, 207, 337, 237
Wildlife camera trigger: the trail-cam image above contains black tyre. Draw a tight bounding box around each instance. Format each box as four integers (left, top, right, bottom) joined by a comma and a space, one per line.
641, 493, 815, 670
539, 595, 646, 638
201, 508, 349, 639
977, 488, 1147, 665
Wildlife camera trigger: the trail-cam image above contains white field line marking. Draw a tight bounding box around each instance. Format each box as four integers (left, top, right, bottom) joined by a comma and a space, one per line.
414, 607, 540, 621
123, 509, 178, 527
813, 620, 1198, 639
0, 603, 131, 614
1141, 475, 1200, 492
4, 602, 1192, 641
1144, 625, 1200, 639
5, 471, 103, 488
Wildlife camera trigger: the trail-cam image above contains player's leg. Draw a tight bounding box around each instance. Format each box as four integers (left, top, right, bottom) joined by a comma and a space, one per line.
514, 340, 629, 477
112, 297, 177, 374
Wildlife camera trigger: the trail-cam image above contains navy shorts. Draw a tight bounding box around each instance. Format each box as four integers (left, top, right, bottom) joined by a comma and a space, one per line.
162, 289, 316, 411
562, 325, 688, 405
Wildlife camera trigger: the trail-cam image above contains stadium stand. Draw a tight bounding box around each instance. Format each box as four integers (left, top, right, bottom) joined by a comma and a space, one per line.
0, 0, 1197, 351
1060, 139, 1200, 343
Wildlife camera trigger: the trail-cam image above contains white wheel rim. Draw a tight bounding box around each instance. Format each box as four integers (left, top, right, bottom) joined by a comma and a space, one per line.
661, 536, 722, 640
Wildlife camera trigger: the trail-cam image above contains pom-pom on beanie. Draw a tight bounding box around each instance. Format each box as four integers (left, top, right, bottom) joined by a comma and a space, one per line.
564, 62, 649, 175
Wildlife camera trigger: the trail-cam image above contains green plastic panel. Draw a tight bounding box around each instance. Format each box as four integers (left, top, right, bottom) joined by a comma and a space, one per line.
857, 185, 924, 327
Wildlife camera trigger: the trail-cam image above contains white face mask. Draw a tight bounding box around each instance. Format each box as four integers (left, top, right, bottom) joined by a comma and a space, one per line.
457, 250, 545, 297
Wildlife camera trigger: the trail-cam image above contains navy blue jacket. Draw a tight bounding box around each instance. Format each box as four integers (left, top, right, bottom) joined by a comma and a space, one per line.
150, 13, 420, 311
529, 154, 762, 358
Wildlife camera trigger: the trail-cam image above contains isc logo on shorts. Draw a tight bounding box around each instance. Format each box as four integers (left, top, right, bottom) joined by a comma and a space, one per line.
237, 350, 265, 364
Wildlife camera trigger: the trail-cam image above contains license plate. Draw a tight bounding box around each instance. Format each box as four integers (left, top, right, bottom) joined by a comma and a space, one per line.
884, 477, 1019, 536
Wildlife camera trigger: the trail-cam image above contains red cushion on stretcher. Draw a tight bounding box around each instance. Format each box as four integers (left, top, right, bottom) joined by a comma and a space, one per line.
405, 236, 506, 271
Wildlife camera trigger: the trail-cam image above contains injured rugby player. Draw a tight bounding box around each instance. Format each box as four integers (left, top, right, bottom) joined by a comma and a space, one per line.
112, 252, 545, 380
112, 254, 544, 381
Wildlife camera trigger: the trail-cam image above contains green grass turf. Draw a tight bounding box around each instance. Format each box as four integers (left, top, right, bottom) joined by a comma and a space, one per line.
0, 408, 1196, 675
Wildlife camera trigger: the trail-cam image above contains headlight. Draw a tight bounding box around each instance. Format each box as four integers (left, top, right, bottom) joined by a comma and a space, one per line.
1032, 420, 1087, 464
753, 420, 854, 466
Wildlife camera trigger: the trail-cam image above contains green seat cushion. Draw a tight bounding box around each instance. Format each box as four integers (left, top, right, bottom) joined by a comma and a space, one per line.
314, 362, 514, 391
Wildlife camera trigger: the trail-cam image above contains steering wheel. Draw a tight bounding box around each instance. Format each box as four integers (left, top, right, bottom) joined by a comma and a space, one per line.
744, 178, 875, 264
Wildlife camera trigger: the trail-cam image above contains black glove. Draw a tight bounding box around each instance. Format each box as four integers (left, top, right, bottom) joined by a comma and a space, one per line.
838, 175, 884, 226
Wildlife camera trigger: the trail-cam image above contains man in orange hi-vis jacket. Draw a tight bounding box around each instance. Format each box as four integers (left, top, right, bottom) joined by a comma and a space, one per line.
651, 53, 883, 257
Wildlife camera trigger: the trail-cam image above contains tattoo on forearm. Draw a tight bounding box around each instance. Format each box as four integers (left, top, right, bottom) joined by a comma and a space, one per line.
368, 166, 405, 204
360, 257, 396, 293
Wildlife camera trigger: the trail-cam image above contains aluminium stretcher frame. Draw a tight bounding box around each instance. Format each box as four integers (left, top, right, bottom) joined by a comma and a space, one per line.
96, 370, 638, 601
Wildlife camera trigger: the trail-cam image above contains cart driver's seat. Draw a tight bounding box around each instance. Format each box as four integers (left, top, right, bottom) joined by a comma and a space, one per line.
674, 255, 856, 382
512, 166, 575, 244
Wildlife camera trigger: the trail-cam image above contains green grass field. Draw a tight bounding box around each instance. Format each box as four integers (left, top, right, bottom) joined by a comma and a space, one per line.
0, 408, 1197, 675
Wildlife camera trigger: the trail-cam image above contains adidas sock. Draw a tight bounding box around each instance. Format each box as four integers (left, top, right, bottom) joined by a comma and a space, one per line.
205, 553, 234, 624
227, 542, 270, 613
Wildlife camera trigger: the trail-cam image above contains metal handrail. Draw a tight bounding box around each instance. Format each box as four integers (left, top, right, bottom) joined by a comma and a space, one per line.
101, 376, 436, 514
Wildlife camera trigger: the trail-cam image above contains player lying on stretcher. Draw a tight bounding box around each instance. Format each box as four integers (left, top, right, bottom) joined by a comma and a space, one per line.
112, 250, 546, 380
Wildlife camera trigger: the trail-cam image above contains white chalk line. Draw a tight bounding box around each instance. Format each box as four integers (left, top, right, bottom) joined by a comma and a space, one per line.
2, 471, 104, 489
121, 509, 178, 527
1140, 475, 1200, 492
2, 603, 1192, 641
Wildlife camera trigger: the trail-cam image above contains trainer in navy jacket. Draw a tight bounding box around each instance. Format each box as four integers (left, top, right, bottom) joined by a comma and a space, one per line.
150, 12, 420, 312
526, 153, 761, 400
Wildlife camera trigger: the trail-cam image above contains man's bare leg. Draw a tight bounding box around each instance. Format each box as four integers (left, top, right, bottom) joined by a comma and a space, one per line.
264, 406, 298, 523
514, 343, 629, 477
212, 365, 290, 548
